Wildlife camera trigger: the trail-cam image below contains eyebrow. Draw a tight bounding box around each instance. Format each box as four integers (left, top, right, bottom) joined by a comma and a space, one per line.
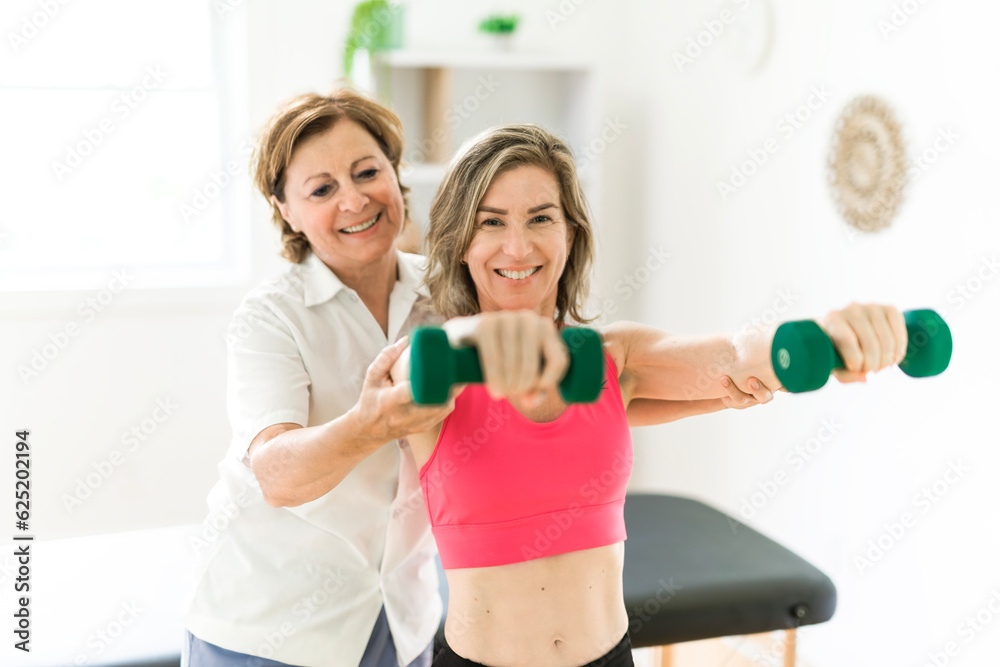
477, 203, 558, 215
304, 155, 376, 183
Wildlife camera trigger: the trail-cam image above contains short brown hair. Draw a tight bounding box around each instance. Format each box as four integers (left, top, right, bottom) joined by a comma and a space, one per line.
425, 124, 595, 327
251, 86, 411, 263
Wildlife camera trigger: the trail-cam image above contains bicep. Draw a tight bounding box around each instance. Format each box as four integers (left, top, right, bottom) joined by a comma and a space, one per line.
601, 321, 678, 404
603, 320, 732, 402
405, 423, 444, 471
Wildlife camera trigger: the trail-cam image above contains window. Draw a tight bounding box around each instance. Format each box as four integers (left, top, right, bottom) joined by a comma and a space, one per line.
1, 0, 250, 291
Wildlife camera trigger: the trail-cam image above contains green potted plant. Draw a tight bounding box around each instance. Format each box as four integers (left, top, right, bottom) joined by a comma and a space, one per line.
478, 13, 519, 50
343, 0, 404, 77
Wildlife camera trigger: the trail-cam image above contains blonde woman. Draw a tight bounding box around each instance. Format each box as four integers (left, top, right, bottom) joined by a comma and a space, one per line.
393, 125, 907, 667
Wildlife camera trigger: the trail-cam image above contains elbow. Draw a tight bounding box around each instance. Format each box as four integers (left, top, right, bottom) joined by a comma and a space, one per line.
258, 481, 310, 508
249, 457, 300, 508
260, 487, 296, 508
256, 476, 292, 508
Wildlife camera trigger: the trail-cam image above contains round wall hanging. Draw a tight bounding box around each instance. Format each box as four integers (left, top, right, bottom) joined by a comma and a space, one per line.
828, 95, 908, 233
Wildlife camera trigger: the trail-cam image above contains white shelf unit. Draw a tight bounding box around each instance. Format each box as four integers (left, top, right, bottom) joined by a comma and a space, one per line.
370, 50, 605, 246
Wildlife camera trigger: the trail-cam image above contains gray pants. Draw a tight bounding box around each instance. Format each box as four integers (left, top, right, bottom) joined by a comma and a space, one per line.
182, 606, 433, 667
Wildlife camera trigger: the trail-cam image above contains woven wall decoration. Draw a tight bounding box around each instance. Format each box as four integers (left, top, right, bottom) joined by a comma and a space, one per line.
828, 95, 907, 233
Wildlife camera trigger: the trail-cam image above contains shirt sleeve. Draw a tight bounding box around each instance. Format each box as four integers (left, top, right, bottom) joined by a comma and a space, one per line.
225, 295, 311, 459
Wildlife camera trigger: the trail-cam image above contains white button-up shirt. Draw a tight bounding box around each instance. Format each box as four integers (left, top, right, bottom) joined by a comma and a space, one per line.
183, 249, 442, 667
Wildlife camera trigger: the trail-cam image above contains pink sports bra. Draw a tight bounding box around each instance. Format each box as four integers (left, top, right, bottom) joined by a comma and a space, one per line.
419, 349, 633, 569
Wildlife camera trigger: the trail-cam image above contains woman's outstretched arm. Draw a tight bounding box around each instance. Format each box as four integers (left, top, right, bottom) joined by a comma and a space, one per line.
602, 302, 907, 412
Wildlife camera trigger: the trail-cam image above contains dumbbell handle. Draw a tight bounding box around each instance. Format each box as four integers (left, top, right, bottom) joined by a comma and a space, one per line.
444, 346, 484, 385
410, 326, 604, 405
772, 308, 952, 393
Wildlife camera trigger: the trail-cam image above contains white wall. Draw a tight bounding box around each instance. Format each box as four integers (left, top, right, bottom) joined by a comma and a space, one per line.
619, 1, 1000, 665
3, 1, 998, 665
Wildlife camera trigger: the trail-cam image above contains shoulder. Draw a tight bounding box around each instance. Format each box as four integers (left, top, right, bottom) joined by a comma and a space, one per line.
228, 262, 310, 342
397, 250, 429, 296
397, 250, 429, 276
241, 258, 315, 314
597, 321, 646, 375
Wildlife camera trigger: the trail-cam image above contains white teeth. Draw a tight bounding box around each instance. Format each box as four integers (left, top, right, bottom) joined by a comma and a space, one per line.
342, 214, 378, 233
497, 267, 540, 280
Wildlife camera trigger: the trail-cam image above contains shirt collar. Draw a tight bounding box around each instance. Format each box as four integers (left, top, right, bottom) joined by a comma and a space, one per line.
396, 249, 431, 300
301, 248, 429, 308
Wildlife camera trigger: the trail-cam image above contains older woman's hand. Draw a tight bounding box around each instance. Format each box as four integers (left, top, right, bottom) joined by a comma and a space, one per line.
448, 311, 568, 405
719, 375, 774, 409
356, 337, 458, 442
819, 302, 908, 384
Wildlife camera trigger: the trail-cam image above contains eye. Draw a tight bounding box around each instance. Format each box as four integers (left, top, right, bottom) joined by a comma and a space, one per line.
357, 168, 378, 179
531, 215, 552, 223
312, 184, 332, 197
480, 218, 502, 227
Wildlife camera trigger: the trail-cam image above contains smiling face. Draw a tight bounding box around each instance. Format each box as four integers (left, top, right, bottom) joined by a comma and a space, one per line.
272, 119, 404, 274
463, 164, 575, 317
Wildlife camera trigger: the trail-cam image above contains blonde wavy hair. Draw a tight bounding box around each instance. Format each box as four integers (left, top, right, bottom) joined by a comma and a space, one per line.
251, 87, 411, 263
425, 124, 596, 327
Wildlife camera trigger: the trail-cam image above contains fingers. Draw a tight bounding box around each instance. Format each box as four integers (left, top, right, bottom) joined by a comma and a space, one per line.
886, 306, 908, 365
538, 319, 569, 394
475, 311, 557, 400
367, 336, 409, 385
478, 316, 505, 399
824, 303, 909, 383
821, 305, 868, 374
871, 306, 900, 370
379, 380, 455, 433
720, 376, 774, 409
513, 315, 539, 393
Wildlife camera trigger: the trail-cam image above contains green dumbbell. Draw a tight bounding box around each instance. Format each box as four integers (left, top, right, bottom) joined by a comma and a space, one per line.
771, 309, 952, 393
409, 326, 605, 405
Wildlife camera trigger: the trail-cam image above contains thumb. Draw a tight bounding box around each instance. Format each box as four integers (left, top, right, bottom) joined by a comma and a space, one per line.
367, 336, 409, 382
831, 368, 867, 383
387, 379, 416, 405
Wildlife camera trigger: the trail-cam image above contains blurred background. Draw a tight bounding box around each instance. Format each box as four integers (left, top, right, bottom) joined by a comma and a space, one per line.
1, 0, 997, 665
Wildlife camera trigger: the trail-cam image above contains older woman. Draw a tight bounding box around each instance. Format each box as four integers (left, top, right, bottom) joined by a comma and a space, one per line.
394, 124, 907, 667
181, 89, 456, 667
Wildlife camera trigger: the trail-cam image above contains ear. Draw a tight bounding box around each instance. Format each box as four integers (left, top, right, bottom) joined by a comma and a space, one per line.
271, 195, 295, 232
566, 224, 576, 251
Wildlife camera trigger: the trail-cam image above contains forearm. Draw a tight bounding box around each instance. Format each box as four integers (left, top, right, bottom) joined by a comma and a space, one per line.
250, 409, 388, 508
611, 316, 783, 401
626, 398, 728, 427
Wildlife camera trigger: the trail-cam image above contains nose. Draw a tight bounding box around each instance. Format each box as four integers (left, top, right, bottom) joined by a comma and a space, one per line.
337, 182, 368, 213
501, 223, 532, 260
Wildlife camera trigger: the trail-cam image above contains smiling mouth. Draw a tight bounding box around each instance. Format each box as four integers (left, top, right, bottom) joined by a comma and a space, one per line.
495, 266, 541, 280
341, 213, 379, 234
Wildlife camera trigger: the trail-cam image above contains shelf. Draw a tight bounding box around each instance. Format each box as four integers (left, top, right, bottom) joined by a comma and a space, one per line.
373, 49, 595, 72
372, 48, 604, 230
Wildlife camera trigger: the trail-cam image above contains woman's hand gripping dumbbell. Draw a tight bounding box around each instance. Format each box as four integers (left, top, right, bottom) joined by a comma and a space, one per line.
771, 308, 952, 392
407, 323, 604, 405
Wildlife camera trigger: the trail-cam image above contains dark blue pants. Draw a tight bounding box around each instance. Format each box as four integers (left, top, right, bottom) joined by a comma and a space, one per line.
183, 606, 433, 667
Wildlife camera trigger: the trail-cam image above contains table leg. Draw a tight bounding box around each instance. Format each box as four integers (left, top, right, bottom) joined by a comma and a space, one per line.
656, 644, 675, 667
784, 628, 797, 667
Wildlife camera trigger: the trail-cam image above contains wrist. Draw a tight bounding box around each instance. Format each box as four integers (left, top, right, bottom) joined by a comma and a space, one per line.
443, 314, 480, 348
341, 404, 387, 456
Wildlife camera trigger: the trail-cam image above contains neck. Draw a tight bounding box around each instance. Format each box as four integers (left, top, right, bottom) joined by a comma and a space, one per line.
327, 249, 398, 301
480, 301, 558, 321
